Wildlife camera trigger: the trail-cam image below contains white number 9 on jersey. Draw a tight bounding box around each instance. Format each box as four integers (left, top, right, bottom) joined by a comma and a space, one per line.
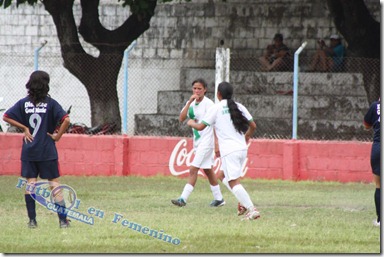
29, 113, 42, 137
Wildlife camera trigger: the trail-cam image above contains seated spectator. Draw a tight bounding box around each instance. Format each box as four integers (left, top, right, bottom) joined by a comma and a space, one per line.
310, 34, 346, 72
259, 33, 292, 71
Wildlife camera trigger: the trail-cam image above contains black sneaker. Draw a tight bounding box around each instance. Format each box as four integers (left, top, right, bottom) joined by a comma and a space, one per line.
210, 199, 226, 207
59, 219, 71, 228
28, 219, 37, 229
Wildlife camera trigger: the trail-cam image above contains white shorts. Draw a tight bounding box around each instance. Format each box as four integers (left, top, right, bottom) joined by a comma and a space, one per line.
191, 147, 214, 169
221, 150, 247, 181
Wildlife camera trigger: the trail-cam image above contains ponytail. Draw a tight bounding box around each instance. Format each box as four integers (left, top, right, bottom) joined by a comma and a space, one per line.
218, 82, 249, 134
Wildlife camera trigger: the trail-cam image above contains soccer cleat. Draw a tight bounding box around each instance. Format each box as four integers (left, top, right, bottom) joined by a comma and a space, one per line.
59, 219, 71, 228
373, 220, 380, 227
28, 219, 38, 229
171, 198, 186, 207
237, 202, 247, 216
242, 207, 261, 221
210, 199, 226, 207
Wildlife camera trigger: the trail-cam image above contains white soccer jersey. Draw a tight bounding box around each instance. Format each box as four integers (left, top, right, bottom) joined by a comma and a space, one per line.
181, 96, 214, 150
202, 99, 253, 157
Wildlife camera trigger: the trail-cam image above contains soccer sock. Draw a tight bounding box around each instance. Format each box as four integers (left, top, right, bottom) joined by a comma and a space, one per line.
55, 199, 67, 221
210, 184, 223, 200
232, 184, 254, 210
222, 177, 233, 193
375, 188, 380, 222
180, 183, 194, 202
25, 194, 36, 220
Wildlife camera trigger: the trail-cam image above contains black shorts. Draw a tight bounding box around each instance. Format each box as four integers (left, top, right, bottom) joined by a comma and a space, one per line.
371, 142, 380, 176
21, 160, 60, 179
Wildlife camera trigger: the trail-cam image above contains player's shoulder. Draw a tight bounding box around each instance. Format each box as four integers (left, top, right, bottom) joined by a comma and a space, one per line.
203, 96, 214, 104
235, 101, 247, 109
12, 96, 30, 107
46, 97, 62, 107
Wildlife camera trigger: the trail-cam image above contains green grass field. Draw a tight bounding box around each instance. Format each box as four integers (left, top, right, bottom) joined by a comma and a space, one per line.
0, 175, 380, 253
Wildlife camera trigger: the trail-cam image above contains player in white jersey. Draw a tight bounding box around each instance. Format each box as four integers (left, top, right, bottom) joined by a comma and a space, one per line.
171, 79, 225, 207
187, 81, 260, 220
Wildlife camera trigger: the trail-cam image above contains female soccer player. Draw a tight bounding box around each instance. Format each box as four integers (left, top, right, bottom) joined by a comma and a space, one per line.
187, 81, 260, 220
363, 98, 380, 227
171, 78, 225, 207
3, 70, 71, 228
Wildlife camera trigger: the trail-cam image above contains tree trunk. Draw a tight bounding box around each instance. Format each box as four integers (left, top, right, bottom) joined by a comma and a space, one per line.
64, 52, 124, 127
42, 0, 157, 131
326, 0, 380, 103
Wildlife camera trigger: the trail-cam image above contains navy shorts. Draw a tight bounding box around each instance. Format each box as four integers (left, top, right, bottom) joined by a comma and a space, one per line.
21, 159, 60, 179
371, 142, 380, 176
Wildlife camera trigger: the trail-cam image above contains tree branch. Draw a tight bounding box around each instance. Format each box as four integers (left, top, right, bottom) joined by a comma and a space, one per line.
78, 0, 157, 53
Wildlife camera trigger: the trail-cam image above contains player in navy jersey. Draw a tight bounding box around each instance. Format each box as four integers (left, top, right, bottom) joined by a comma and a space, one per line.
363, 98, 380, 227
3, 70, 71, 228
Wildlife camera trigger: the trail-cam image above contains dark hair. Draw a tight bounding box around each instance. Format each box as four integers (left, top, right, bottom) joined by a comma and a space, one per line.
218, 82, 249, 134
192, 78, 208, 89
273, 33, 283, 41
26, 70, 50, 105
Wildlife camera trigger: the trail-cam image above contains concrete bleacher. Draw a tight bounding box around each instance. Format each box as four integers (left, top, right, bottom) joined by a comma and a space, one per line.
134, 68, 371, 140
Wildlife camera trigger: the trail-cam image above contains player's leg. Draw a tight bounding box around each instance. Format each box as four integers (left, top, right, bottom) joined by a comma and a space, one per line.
217, 165, 246, 215
200, 148, 225, 207
40, 160, 70, 228
223, 151, 260, 220
48, 177, 69, 228
171, 165, 199, 207
371, 142, 380, 226
203, 168, 225, 207
22, 161, 38, 228
373, 174, 380, 226
171, 147, 211, 207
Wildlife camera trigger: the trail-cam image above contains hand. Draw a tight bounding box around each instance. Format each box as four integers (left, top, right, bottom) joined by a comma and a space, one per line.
188, 94, 199, 103
47, 132, 59, 142
215, 150, 221, 158
187, 119, 195, 127
23, 128, 33, 143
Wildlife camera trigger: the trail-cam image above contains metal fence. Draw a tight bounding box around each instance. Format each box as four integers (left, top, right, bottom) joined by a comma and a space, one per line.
0, 50, 379, 141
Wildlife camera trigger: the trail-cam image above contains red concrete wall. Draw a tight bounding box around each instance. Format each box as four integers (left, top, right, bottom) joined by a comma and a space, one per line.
0, 133, 373, 183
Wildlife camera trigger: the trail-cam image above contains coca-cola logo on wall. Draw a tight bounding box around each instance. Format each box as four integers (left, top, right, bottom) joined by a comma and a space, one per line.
169, 138, 249, 177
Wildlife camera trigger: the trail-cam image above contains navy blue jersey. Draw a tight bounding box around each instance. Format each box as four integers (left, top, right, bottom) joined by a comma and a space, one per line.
4, 96, 68, 161
364, 100, 380, 143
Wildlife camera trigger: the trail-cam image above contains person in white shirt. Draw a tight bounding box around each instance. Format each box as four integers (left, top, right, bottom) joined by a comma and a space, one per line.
171, 79, 225, 207
187, 81, 260, 220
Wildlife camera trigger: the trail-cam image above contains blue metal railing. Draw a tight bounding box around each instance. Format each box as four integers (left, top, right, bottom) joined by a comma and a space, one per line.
292, 41, 307, 139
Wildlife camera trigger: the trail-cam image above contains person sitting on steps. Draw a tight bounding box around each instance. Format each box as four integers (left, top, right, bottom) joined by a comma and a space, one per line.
259, 33, 292, 72
310, 34, 346, 72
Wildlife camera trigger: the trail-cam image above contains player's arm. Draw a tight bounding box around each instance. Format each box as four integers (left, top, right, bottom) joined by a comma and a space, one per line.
48, 115, 70, 142
3, 114, 33, 142
187, 119, 207, 131
363, 120, 372, 130
363, 103, 376, 130
245, 120, 256, 143
213, 129, 220, 157
179, 95, 198, 122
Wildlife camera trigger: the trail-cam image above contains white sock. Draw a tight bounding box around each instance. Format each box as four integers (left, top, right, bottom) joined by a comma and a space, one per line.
232, 184, 253, 210
222, 177, 233, 193
210, 184, 223, 200
180, 183, 194, 202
